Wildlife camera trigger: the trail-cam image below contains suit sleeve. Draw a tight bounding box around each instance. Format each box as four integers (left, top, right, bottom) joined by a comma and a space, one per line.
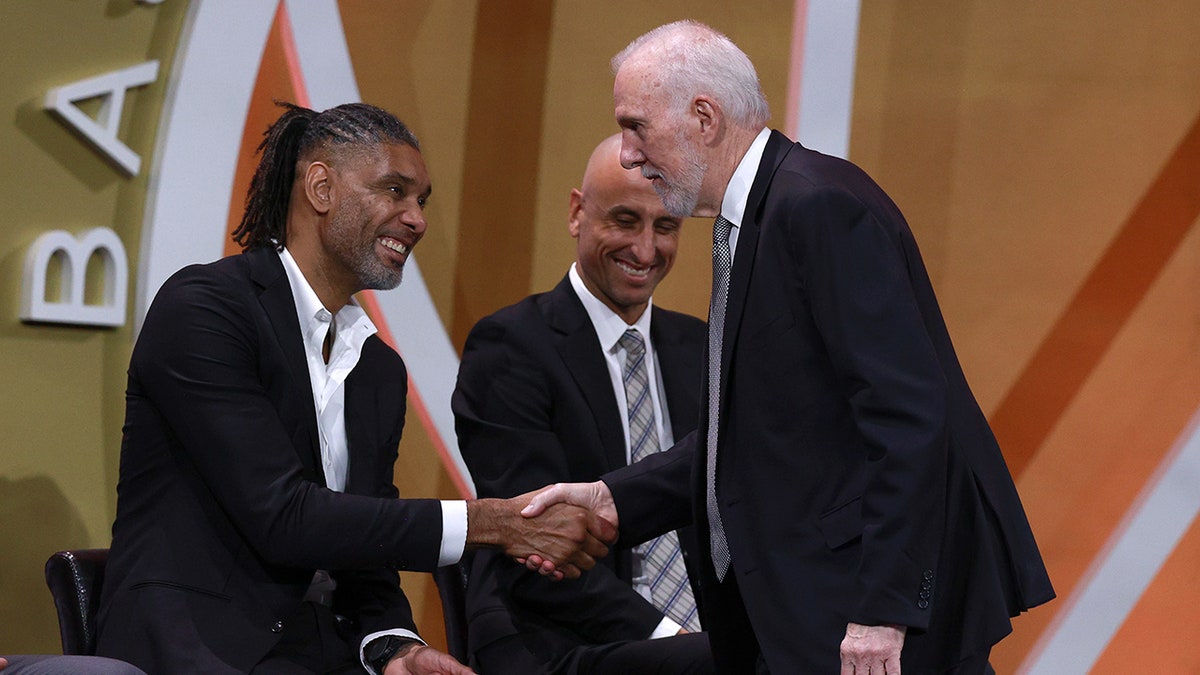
453, 314, 665, 642
603, 432, 696, 549
131, 266, 443, 573
791, 184, 948, 630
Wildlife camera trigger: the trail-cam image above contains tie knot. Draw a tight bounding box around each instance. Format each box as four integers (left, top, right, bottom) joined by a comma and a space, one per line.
713, 215, 733, 243
618, 329, 645, 357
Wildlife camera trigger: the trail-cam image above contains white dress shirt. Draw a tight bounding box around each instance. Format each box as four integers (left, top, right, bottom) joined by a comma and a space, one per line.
279, 249, 466, 669
719, 127, 772, 259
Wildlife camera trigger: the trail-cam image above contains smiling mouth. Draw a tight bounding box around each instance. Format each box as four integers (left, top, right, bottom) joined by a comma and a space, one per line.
380, 237, 410, 256
616, 260, 651, 278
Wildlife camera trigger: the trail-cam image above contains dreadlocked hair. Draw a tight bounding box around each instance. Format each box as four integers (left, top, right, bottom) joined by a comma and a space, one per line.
232, 101, 422, 251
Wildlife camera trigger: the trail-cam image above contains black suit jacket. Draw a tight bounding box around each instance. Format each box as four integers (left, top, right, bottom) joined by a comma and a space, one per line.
605, 131, 1055, 674
96, 247, 444, 673
452, 275, 706, 668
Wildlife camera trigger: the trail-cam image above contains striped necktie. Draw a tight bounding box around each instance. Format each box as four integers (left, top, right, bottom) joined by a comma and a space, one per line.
619, 328, 700, 631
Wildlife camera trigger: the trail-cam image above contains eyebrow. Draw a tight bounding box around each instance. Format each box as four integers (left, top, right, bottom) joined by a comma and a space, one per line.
607, 205, 641, 219
615, 113, 644, 128
379, 171, 432, 199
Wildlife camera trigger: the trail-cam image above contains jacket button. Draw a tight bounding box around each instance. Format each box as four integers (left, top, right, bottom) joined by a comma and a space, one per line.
271, 620, 284, 633
918, 599, 929, 610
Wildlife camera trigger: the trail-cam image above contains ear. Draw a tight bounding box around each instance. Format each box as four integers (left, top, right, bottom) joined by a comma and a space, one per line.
695, 96, 723, 146
303, 161, 333, 215
567, 188, 584, 238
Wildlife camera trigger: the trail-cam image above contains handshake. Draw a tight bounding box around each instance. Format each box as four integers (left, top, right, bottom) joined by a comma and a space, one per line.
466, 481, 616, 579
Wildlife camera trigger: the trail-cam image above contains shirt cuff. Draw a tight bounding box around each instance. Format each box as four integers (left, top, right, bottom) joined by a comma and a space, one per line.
358, 629, 424, 674
650, 615, 683, 639
439, 500, 468, 566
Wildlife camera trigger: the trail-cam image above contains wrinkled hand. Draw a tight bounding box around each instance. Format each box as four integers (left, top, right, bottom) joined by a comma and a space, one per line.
383, 644, 474, 674
467, 491, 616, 580
522, 481, 618, 524
839, 622, 906, 675
511, 487, 616, 579
519, 481, 618, 577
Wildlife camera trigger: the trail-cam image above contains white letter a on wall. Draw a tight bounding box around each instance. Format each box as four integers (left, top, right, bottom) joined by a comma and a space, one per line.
44, 61, 159, 176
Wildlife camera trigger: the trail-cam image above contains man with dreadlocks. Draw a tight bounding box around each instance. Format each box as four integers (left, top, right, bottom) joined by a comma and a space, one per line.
94, 103, 615, 675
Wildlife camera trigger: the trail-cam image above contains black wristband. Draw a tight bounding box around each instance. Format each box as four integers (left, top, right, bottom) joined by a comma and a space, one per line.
364, 635, 420, 674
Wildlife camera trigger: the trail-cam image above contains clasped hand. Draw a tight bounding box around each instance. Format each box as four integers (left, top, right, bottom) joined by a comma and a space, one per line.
471, 484, 617, 580
515, 481, 618, 579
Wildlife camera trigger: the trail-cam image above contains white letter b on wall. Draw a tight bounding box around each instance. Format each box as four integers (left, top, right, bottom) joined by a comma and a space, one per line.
21, 228, 129, 327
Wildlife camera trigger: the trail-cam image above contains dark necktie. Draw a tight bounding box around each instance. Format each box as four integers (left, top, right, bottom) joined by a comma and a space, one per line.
706, 216, 733, 581
619, 329, 700, 631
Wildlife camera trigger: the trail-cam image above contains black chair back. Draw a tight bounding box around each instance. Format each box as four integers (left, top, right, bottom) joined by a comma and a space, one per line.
433, 560, 469, 663
44, 548, 109, 655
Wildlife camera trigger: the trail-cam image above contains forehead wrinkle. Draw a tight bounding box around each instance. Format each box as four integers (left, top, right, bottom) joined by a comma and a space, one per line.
380, 171, 416, 185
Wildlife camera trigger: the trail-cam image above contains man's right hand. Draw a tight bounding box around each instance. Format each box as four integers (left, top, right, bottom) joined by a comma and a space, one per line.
518, 481, 618, 577
465, 490, 617, 579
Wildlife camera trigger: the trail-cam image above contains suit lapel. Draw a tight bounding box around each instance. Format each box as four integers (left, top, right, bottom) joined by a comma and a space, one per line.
545, 277, 627, 471
652, 309, 700, 433
247, 247, 325, 486
720, 131, 795, 405
343, 347, 382, 495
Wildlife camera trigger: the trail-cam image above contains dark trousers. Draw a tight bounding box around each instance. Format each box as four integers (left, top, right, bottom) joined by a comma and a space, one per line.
705, 572, 763, 675
558, 632, 715, 675
474, 631, 715, 675
252, 603, 361, 675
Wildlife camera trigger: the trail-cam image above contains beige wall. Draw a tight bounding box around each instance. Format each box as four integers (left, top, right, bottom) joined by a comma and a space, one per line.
0, 1, 188, 652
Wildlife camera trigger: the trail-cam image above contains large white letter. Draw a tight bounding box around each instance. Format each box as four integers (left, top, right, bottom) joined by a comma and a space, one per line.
44, 61, 160, 176
21, 228, 129, 327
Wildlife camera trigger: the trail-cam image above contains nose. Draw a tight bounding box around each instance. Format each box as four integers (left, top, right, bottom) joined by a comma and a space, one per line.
628, 224, 656, 262
619, 135, 644, 170
401, 202, 427, 236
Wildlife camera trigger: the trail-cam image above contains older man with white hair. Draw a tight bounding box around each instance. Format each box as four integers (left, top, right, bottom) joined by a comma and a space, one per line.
525, 20, 1054, 675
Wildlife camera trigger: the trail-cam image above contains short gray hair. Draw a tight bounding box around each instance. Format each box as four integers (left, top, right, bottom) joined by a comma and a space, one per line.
612, 20, 770, 129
